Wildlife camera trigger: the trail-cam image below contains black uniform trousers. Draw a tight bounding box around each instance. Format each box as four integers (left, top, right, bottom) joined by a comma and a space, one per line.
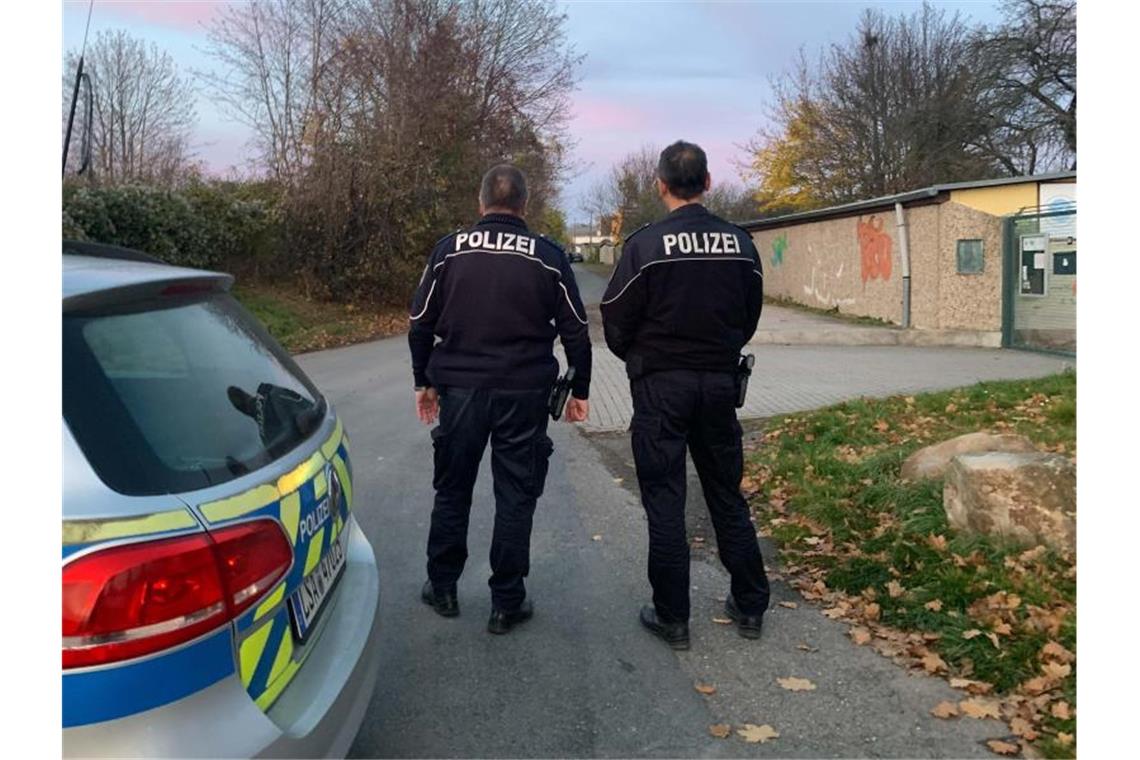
426, 385, 554, 612
630, 369, 770, 623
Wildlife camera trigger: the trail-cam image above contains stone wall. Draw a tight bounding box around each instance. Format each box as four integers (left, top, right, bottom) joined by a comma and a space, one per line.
749, 200, 1003, 332
935, 202, 1003, 331
751, 211, 904, 325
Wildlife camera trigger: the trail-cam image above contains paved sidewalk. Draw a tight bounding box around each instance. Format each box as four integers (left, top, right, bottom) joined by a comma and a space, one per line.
565, 266, 1069, 432
569, 339, 1071, 433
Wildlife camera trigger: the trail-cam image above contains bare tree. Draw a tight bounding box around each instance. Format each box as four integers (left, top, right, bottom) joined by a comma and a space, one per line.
975, 0, 1076, 172
705, 182, 760, 223
201, 0, 347, 182
746, 5, 1007, 209
201, 0, 580, 302
63, 30, 197, 185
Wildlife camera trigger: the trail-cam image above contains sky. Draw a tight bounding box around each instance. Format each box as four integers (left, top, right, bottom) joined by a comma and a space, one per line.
62, 0, 1002, 223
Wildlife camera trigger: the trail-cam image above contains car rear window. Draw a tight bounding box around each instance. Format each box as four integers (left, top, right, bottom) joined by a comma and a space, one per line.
63, 292, 326, 496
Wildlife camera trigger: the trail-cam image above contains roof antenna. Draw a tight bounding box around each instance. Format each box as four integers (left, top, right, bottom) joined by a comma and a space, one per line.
62, 0, 95, 176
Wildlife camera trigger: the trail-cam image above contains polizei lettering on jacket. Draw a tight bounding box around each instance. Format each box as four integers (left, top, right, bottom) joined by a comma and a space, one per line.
661, 231, 742, 256
454, 230, 537, 256
299, 498, 331, 543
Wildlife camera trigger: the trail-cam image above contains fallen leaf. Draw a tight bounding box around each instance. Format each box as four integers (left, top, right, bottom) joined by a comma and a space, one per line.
963, 629, 984, 640
712, 617, 733, 625
1057, 733, 1073, 747
736, 724, 779, 744
986, 632, 1002, 650
778, 601, 798, 609
874, 420, 890, 432
1050, 701, 1072, 720
796, 643, 818, 652
850, 627, 872, 645
591, 535, 602, 541
930, 701, 959, 718
925, 599, 944, 612
694, 684, 716, 696
1010, 717, 1038, 741
986, 739, 1019, 756
1042, 661, 1071, 679
864, 602, 882, 620
1041, 642, 1075, 663
708, 724, 731, 739
613, 478, 623, 484
922, 653, 948, 673
777, 677, 816, 692
960, 698, 1002, 720
1021, 677, 1055, 695
950, 678, 994, 695
927, 534, 948, 551
887, 580, 905, 598
945, 403, 958, 414
993, 622, 1012, 636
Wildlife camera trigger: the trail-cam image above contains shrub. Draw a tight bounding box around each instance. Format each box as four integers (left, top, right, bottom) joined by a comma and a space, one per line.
62, 181, 279, 272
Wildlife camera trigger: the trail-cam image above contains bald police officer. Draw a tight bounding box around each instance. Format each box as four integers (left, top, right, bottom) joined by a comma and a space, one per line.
600, 141, 770, 649
409, 164, 592, 634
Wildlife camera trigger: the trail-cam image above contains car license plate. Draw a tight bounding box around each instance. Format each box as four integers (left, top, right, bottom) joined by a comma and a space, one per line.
288, 528, 348, 642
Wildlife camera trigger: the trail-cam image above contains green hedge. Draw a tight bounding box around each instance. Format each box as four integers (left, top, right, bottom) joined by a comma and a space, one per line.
62, 181, 279, 271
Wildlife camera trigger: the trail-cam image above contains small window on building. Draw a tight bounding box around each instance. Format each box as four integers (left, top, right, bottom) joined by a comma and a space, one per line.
956, 239, 984, 274
1053, 251, 1076, 275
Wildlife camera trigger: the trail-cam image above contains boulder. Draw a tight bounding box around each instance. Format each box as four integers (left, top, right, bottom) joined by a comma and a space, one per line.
943, 452, 1075, 553
901, 432, 1038, 481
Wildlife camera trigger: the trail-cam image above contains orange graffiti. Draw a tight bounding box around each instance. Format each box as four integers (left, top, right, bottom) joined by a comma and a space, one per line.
857, 215, 893, 285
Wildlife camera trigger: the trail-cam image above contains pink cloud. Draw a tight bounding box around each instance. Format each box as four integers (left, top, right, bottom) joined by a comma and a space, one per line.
571, 96, 652, 132
98, 0, 223, 32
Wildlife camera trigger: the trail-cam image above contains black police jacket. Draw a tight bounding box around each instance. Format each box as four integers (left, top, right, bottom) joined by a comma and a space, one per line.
600, 203, 763, 378
408, 212, 592, 399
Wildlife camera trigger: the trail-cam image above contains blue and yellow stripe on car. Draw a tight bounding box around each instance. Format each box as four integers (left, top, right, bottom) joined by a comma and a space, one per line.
62, 418, 353, 727
62, 507, 199, 560
200, 419, 353, 712
62, 507, 235, 727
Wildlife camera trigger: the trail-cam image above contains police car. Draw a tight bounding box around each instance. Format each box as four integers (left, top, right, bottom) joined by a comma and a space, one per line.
62, 242, 381, 757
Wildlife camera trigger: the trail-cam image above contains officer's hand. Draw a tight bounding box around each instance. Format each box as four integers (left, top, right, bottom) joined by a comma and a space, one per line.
564, 397, 589, 423
416, 387, 439, 425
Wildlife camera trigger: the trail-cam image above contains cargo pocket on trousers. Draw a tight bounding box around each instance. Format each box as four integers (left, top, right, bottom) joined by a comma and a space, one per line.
630, 415, 667, 480
529, 435, 555, 498
430, 426, 448, 490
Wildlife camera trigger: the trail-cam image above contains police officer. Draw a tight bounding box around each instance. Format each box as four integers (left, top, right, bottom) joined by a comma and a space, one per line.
408, 164, 592, 634
600, 141, 769, 650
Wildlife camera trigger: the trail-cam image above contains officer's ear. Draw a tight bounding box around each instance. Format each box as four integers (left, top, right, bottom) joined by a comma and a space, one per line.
703, 173, 711, 193
478, 195, 486, 216
656, 178, 669, 200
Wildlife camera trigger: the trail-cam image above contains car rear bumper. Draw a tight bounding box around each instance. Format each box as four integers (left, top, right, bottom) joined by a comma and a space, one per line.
63, 521, 381, 759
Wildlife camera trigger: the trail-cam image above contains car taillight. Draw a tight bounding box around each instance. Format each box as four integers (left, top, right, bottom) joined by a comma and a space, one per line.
211, 520, 295, 616
63, 519, 293, 669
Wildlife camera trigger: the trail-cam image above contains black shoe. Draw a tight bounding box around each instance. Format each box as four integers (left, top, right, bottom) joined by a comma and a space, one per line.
724, 595, 764, 639
487, 600, 534, 634
421, 580, 459, 618
639, 605, 690, 650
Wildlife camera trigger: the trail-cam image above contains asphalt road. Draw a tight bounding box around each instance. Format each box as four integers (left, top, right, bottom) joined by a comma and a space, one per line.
296, 266, 1013, 758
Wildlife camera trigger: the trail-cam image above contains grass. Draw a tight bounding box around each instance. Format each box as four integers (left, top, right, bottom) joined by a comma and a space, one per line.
233, 283, 407, 354
745, 371, 1075, 757
764, 294, 894, 327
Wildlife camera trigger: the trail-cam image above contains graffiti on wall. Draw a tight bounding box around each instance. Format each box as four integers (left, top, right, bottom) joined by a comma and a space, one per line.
856, 215, 892, 285
803, 260, 856, 307
770, 233, 788, 267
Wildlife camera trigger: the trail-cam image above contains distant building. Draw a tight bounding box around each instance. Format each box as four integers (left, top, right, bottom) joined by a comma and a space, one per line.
739, 172, 1076, 353
570, 234, 613, 249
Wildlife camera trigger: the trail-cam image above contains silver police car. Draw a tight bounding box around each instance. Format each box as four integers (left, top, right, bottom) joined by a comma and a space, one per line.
62, 242, 381, 757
